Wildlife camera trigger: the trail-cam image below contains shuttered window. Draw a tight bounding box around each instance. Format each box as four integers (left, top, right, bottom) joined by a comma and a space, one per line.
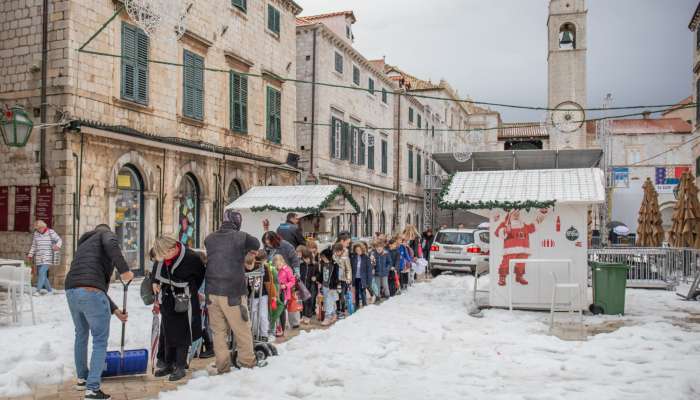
183, 50, 204, 120
408, 147, 414, 180
121, 23, 149, 105
330, 117, 342, 159
266, 86, 282, 143
408, 107, 414, 123
358, 130, 366, 166
417, 153, 422, 184
368, 78, 375, 95
417, 114, 422, 128
350, 126, 358, 164
381, 139, 388, 174
268, 5, 281, 35
353, 65, 360, 85
232, 0, 246, 12
367, 134, 374, 170
341, 121, 350, 160
382, 88, 388, 104
229, 71, 248, 133
334, 52, 343, 74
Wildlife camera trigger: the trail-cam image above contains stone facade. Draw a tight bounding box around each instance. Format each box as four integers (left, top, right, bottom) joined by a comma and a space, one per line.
0, 0, 302, 283
689, 4, 700, 176
296, 13, 397, 237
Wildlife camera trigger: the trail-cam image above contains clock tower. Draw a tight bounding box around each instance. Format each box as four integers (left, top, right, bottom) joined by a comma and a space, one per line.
547, 0, 587, 149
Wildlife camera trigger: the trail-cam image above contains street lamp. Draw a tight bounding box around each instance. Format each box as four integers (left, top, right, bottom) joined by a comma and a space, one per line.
0, 106, 34, 147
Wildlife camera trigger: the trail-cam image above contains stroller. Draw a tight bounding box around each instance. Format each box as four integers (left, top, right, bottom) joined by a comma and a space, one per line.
229, 269, 278, 366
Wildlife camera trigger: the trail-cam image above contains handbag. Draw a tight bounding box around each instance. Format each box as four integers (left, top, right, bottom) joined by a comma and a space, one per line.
296, 281, 312, 302
140, 273, 155, 306
173, 291, 191, 313
287, 292, 303, 312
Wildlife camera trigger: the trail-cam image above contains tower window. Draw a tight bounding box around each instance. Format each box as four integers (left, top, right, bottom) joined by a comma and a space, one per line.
559, 23, 576, 50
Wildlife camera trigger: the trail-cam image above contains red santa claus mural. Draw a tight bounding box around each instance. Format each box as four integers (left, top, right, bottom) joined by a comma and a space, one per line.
494, 208, 548, 286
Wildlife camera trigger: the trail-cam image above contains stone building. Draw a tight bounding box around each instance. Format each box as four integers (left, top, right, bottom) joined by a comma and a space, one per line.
688, 4, 700, 176
296, 11, 397, 237
0, 0, 302, 281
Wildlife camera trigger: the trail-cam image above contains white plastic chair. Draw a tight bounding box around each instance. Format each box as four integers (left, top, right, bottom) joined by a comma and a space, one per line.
549, 270, 583, 335
0, 265, 35, 325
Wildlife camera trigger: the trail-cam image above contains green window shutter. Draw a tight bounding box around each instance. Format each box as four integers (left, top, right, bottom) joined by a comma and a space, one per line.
409, 108, 414, 123
368, 78, 374, 95
268, 5, 280, 34
274, 89, 281, 142
359, 130, 366, 166
367, 135, 374, 170
135, 28, 149, 104
266, 87, 281, 143
341, 122, 349, 160
417, 154, 422, 184
408, 148, 414, 179
353, 66, 360, 85
266, 87, 272, 141
183, 50, 204, 120
121, 23, 136, 101
330, 117, 339, 158
382, 88, 387, 103
230, 72, 248, 133
418, 114, 422, 129
350, 126, 357, 164
335, 52, 343, 74
381, 140, 388, 174
232, 0, 246, 12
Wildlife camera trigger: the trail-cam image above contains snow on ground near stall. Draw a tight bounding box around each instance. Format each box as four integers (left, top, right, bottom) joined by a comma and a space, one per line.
161, 275, 700, 400
0, 282, 152, 397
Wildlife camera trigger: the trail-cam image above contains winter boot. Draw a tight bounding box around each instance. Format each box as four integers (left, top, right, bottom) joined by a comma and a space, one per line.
515, 274, 529, 285
154, 365, 174, 377
84, 389, 111, 400
498, 275, 507, 286
168, 367, 186, 382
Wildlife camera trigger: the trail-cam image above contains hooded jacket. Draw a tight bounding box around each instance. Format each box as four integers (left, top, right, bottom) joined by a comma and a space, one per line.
204, 221, 260, 300
64, 227, 130, 312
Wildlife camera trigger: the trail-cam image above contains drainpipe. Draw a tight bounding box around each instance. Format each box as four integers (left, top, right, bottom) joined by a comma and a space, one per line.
39, 0, 49, 183
309, 27, 318, 181
76, 131, 84, 240
72, 152, 78, 254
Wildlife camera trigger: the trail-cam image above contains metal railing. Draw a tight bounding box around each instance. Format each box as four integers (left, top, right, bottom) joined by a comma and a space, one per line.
588, 247, 700, 289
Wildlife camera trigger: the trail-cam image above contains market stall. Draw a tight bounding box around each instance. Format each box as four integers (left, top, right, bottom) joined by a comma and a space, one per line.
224, 185, 360, 243
439, 168, 605, 310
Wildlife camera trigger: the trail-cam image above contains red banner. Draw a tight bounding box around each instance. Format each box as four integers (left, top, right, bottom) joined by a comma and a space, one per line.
0, 187, 8, 231
35, 186, 53, 228
14, 186, 31, 232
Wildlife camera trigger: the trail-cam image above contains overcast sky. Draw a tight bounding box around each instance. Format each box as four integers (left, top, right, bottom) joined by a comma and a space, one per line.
298, 0, 697, 122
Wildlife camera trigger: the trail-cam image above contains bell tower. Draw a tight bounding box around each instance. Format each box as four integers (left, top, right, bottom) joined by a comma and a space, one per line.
547, 0, 587, 149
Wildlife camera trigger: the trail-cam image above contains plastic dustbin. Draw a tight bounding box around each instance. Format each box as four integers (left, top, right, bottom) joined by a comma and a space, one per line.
590, 262, 629, 315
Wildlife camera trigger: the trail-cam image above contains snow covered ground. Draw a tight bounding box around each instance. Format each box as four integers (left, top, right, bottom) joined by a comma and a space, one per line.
1, 275, 699, 399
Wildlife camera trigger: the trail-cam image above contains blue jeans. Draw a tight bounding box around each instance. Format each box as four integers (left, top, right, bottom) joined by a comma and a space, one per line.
66, 288, 111, 391
36, 264, 52, 292
322, 287, 337, 319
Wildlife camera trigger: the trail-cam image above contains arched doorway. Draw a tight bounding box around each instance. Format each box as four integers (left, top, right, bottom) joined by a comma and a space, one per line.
227, 179, 243, 205
178, 173, 200, 248
115, 164, 145, 274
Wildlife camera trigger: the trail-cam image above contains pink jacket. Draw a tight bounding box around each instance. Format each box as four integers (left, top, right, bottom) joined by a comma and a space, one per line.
277, 265, 296, 302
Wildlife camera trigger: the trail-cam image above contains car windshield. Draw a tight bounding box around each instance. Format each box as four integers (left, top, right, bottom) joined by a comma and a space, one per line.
435, 232, 474, 245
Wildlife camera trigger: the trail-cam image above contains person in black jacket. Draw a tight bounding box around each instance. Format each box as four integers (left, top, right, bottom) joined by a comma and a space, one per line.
297, 245, 318, 325
319, 246, 340, 326
64, 224, 133, 400
151, 236, 205, 381
275, 213, 306, 249
350, 242, 372, 308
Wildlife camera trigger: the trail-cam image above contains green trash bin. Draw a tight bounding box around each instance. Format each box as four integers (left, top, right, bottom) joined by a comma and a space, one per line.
590, 262, 629, 315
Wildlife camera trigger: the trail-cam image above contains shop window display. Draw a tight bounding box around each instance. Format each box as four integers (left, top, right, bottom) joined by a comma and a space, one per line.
115, 165, 143, 272
178, 173, 200, 247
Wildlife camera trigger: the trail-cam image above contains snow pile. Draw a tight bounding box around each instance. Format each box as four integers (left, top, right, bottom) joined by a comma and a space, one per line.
159, 275, 700, 400
0, 283, 152, 397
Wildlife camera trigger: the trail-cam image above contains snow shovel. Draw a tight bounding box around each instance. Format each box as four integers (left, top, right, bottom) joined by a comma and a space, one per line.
103, 280, 149, 377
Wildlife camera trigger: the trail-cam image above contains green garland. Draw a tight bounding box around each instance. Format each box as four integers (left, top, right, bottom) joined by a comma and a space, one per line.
437, 173, 557, 211
250, 185, 361, 215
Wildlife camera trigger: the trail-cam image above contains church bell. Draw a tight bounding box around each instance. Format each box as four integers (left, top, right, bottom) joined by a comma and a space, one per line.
560, 30, 574, 46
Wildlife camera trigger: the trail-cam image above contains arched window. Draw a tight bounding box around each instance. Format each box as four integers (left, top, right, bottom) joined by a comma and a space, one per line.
227, 179, 243, 204
115, 164, 144, 274
559, 23, 576, 49
178, 173, 200, 248
380, 212, 386, 234
364, 210, 373, 237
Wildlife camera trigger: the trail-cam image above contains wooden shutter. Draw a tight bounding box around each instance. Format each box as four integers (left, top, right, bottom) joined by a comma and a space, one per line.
183, 50, 204, 120
183, 51, 194, 118
268, 5, 280, 34
382, 88, 387, 103
353, 66, 360, 85
381, 140, 388, 174
330, 117, 338, 158
230, 72, 247, 132
409, 108, 414, 123
335, 53, 343, 74
408, 147, 413, 179
274, 89, 281, 142
417, 154, 422, 184
135, 29, 149, 104
266, 87, 281, 143
350, 126, 357, 164
369, 78, 374, 94
367, 135, 374, 170
121, 23, 136, 101
193, 54, 204, 120
341, 122, 349, 160
359, 130, 366, 165
418, 114, 422, 129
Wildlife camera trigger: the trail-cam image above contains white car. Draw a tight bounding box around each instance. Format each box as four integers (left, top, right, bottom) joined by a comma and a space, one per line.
429, 229, 489, 277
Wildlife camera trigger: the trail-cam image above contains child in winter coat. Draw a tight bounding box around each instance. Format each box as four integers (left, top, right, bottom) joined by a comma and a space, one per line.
398, 236, 414, 290
332, 240, 352, 318
297, 245, 318, 325
370, 239, 391, 300
273, 254, 296, 336
350, 242, 372, 308
319, 246, 341, 326
387, 238, 401, 295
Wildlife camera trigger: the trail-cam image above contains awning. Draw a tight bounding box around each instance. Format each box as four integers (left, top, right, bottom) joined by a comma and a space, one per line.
433, 149, 603, 174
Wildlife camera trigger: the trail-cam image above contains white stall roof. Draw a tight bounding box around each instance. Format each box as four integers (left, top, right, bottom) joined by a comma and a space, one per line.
440, 168, 605, 209
225, 185, 359, 214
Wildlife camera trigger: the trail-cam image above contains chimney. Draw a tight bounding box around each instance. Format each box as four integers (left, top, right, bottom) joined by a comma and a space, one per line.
642, 111, 651, 119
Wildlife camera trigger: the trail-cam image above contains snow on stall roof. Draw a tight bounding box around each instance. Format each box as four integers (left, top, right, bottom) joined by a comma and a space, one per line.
442, 168, 605, 206
225, 185, 341, 211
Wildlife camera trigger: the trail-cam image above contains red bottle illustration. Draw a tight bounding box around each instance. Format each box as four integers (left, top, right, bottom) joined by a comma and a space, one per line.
556, 216, 561, 232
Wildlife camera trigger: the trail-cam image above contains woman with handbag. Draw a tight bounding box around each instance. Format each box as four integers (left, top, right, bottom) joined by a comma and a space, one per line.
151, 236, 205, 381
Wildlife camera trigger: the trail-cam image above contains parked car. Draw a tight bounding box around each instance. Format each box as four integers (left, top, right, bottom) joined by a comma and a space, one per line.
429, 229, 489, 277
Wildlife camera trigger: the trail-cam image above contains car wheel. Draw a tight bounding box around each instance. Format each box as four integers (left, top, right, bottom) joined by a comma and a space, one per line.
431, 269, 442, 278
